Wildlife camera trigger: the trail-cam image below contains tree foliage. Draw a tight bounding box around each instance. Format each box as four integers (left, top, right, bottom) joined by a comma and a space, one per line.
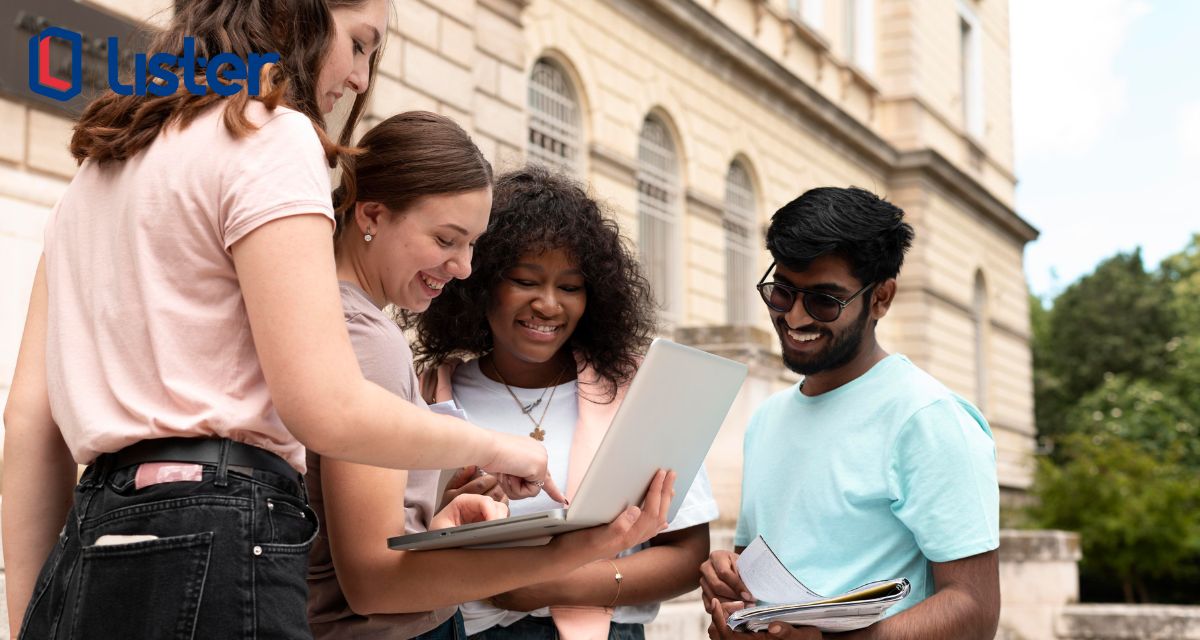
1028, 432, 1200, 603
1034, 250, 1184, 441
1029, 238, 1200, 604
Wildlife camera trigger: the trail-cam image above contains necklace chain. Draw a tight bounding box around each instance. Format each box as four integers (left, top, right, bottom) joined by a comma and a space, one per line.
489, 358, 570, 441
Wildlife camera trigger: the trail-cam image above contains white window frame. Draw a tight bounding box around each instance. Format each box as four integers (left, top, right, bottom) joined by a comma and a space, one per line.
636, 115, 682, 323
527, 58, 583, 175
789, 0, 823, 28
958, 0, 985, 138
724, 161, 757, 326
844, 0, 874, 74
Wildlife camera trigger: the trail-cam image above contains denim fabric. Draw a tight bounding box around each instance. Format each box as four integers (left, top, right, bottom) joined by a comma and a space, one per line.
19, 457, 317, 640
413, 610, 468, 640
469, 616, 645, 640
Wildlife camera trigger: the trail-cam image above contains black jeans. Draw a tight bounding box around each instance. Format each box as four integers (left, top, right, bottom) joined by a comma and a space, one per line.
19, 454, 318, 639
469, 615, 645, 640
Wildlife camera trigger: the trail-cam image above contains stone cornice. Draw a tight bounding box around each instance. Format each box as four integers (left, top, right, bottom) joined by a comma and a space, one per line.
881, 94, 1019, 185
893, 149, 1039, 244
611, 0, 1039, 247
589, 142, 637, 183
625, 0, 897, 169
480, 0, 530, 25
686, 187, 724, 221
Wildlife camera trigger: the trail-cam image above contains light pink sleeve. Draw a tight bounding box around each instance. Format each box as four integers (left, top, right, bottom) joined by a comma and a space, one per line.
219, 110, 335, 251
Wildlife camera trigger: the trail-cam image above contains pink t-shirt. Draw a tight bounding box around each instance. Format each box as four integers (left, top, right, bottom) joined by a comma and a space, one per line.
43, 102, 334, 472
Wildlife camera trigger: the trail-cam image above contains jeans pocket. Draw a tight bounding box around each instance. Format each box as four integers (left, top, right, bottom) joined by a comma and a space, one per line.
18, 528, 75, 640
265, 496, 317, 546
71, 532, 213, 640
253, 495, 318, 640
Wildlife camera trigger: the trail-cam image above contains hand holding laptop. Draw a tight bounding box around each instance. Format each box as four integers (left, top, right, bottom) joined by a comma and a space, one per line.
429, 469, 676, 564
548, 468, 676, 563
484, 432, 568, 503
390, 340, 745, 551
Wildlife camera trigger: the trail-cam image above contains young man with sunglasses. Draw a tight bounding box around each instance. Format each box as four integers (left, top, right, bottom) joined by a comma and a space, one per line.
701, 187, 1001, 640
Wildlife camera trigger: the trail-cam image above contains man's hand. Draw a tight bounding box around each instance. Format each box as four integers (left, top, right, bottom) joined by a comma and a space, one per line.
443, 465, 508, 504
429, 493, 509, 530
708, 599, 823, 640
700, 550, 753, 612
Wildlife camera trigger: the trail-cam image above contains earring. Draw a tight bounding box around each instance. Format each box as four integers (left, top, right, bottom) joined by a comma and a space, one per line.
364, 231, 374, 242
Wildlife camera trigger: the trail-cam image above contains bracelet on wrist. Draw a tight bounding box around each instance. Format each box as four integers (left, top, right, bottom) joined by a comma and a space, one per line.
605, 559, 623, 609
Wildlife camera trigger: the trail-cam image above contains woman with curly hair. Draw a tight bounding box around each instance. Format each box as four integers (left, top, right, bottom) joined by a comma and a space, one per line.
415, 166, 718, 640
310, 114, 673, 640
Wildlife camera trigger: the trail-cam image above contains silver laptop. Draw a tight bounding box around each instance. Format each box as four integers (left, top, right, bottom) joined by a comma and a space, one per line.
388, 338, 747, 551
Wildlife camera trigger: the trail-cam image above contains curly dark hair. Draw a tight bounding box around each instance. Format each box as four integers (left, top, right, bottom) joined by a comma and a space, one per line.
413, 166, 657, 401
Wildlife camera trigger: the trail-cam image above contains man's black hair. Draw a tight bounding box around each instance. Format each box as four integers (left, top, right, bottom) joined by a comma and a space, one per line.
765, 186, 914, 285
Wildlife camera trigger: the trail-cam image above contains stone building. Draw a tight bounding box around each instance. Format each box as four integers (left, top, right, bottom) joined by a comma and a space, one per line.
0, 0, 1051, 637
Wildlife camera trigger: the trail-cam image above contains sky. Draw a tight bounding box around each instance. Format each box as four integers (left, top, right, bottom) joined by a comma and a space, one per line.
1010, 0, 1200, 300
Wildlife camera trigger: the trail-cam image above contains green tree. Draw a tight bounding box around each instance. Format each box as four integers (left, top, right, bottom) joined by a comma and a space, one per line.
1028, 432, 1200, 603
1064, 373, 1200, 469
1159, 233, 1200, 328
1035, 250, 1184, 442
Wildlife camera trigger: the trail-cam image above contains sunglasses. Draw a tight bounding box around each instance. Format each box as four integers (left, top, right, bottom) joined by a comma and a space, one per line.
755, 262, 874, 322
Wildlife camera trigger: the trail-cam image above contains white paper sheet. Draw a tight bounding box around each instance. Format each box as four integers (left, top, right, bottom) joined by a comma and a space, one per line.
737, 535, 822, 604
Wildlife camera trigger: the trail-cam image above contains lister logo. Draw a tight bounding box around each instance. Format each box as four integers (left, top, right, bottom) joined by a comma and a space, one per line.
28, 26, 82, 100
28, 26, 281, 101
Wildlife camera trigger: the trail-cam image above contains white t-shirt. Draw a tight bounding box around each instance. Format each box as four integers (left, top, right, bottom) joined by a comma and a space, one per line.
450, 360, 719, 632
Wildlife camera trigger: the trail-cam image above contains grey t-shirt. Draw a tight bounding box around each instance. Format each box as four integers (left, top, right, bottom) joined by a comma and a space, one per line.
305, 281, 453, 638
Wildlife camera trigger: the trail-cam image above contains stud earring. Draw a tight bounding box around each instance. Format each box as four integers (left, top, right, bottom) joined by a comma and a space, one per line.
364, 231, 374, 242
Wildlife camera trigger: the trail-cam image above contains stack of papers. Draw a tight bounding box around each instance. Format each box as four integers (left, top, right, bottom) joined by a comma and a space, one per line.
726, 536, 910, 633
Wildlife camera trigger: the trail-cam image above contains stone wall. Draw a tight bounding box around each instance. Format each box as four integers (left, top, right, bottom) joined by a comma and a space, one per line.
998, 530, 1081, 640
1056, 605, 1200, 640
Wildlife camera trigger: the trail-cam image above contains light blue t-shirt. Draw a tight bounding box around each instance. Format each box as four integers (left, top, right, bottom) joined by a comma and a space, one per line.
734, 354, 999, 615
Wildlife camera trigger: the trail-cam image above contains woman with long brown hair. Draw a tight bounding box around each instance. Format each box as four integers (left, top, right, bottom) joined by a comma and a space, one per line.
2, 3, 557, 638
308, 110, 674, 639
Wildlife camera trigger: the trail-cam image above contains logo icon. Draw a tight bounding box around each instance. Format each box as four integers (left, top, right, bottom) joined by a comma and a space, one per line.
28, 26, 83, 101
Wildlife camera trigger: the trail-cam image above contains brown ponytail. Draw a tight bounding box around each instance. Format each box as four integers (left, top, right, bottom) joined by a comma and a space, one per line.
333, 111, 493, 237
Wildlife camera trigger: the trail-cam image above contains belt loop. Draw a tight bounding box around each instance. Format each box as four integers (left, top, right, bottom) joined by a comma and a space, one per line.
90, 452, 113, 487
215, 439, 231, 487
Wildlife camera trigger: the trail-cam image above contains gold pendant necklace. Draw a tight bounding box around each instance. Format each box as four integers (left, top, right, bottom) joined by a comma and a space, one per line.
490, 359, 570, 441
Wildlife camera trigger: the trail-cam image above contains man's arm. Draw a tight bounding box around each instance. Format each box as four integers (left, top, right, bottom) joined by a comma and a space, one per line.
842, 549, 999, 640
707, 550, 999, 640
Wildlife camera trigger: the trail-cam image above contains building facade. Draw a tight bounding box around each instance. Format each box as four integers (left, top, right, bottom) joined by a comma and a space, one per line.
0, 0, 1040, 634
354, 0, 1040, 514
0, 0, 1038, 501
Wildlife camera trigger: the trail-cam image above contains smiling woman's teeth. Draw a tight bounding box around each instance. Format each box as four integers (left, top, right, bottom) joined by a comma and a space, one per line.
520, 320, 558, 334
421, 275, 445, 290
788, 330, 821, 343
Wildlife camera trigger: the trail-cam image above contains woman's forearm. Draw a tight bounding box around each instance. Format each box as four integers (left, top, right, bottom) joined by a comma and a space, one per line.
340, 535, 594, 615
518, 525, 710, 608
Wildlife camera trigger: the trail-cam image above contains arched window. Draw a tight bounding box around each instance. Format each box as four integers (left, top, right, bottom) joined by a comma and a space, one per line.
527, 58, 583, 174
724, 161, 757, 325
636, 115, 681, 319
973, 271, 988, 413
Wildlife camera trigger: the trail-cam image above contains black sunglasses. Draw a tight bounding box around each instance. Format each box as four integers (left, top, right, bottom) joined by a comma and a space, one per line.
755, 262, 874, 322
